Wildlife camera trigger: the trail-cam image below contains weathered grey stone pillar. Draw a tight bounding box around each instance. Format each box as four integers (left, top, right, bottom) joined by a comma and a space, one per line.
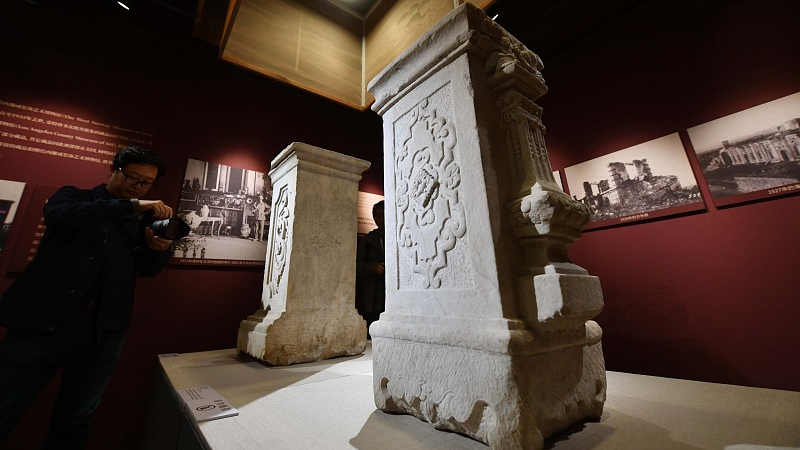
238, 142, 370, 365
367, 4, 606, 449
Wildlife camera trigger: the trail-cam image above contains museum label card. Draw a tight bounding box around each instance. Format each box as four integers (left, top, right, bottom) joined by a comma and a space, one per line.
178, 385, 239, 423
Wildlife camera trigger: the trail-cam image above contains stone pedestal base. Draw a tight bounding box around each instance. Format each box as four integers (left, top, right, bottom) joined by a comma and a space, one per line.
371, 320, 606, 449
239, 307, 366, 365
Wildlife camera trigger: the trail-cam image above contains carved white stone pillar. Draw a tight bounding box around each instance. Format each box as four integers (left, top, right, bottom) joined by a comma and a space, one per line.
237, 142, 370, 365
367, 4, 606, 449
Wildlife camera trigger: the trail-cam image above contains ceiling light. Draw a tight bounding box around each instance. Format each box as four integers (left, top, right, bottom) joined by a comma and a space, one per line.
492, 14, 499, 20
117, 1, 130, 10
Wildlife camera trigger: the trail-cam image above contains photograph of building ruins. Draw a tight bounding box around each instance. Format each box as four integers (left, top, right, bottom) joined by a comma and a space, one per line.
688, 92, 800, 202
564, 133, 703, 226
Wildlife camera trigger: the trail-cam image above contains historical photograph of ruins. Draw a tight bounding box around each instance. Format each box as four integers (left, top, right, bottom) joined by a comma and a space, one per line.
564, 133, 703, 228
687, 92, 800, 206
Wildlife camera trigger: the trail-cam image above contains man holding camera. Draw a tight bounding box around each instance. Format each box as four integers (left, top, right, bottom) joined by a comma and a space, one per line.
0, 146, 174, 449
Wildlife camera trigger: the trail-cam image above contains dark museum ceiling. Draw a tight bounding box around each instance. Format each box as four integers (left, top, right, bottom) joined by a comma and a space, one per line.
14, 0, 648, 90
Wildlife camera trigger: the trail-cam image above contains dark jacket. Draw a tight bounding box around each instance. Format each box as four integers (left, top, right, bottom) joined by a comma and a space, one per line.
355, 229, 385, 315
0, 184, 171, 332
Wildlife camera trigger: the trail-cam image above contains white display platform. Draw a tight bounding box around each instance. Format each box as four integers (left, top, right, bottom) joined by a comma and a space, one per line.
148, 344, 800, 450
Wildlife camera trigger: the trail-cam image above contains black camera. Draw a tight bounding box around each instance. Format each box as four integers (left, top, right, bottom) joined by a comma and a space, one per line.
142, 211, 191, 240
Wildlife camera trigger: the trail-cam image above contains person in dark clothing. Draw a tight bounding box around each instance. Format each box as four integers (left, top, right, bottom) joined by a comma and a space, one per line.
356, 201, 385, 337
0, 146, 174, 449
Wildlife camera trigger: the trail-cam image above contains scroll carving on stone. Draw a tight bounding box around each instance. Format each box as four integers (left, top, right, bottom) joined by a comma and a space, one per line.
477, 17, 545, 87
238, 142, 369, 365
266, 186, 290, 298
394, 88, 470, 289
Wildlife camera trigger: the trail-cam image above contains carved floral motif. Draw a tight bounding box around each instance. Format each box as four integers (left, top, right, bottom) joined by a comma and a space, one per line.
474, 16, 544, 83
521, 184, 590, 236
266, 186, 290, 297
395, 95, 468, 289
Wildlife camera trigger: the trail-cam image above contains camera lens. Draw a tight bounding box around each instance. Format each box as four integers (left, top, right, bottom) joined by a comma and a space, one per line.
151, 217, 191, 240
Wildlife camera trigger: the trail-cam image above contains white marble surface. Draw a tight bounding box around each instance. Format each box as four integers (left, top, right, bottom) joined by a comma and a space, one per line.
158, 345, 800, 450
367, 3, 605, 447
237, 142, 370, 365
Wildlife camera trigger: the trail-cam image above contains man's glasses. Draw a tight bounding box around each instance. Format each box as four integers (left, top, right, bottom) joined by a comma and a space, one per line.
117, 168, 156, 189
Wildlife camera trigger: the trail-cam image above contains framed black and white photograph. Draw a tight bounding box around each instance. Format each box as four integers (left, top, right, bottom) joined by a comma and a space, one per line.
172, 158, 272, 267
564, 133, 704, 229
687, 91, 800, 207
0, 179, 25, 256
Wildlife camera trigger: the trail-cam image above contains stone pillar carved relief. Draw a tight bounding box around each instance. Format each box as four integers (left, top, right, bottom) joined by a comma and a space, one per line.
265, 185, 290, 298
497, 91, 556, 192
394, 92, 470, 290
237, 142, 370, 365
368, 4, 606, 449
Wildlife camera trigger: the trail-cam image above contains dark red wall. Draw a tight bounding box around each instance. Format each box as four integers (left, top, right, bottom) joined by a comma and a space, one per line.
0, 2, 382, 449
537, 0, 800, 392
1, 0, 799, 448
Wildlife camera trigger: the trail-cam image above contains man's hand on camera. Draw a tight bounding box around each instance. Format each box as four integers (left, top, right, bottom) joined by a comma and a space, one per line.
145, 227, 173, 251
136, 200, 173, 219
